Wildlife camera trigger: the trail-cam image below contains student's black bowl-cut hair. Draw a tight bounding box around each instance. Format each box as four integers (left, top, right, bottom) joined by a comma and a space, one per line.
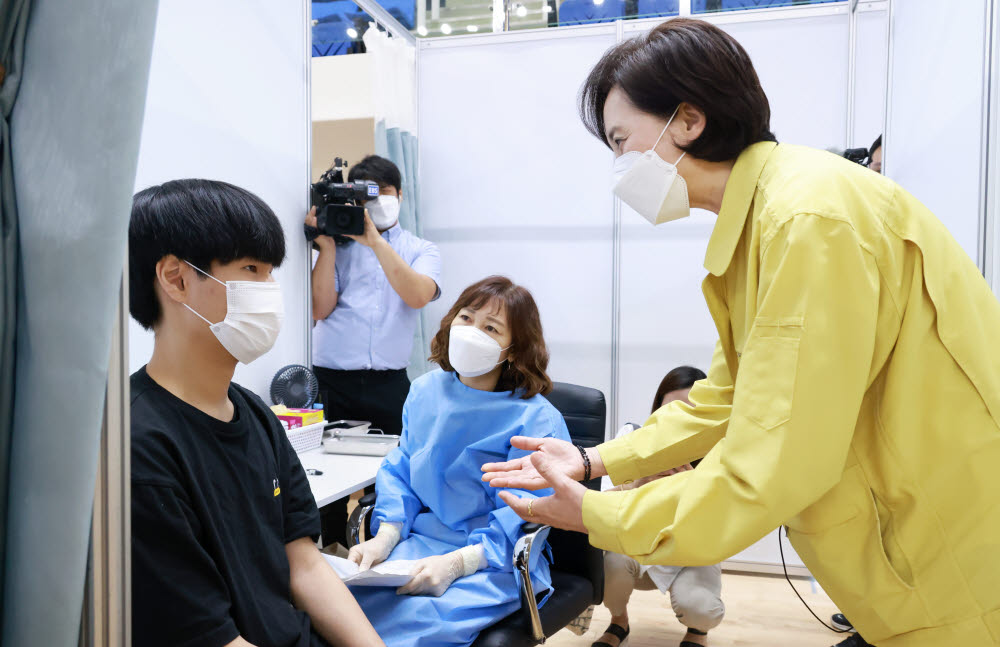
346, 155, 402, 192
128, 179, 286, 330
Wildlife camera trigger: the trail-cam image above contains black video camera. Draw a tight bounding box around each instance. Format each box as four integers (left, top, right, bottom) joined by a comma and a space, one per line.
305, 157, 380, 242
843, 147, 870, 166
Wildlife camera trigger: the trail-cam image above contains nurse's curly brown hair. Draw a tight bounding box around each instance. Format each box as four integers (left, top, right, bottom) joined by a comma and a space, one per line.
429, 276, 553, 399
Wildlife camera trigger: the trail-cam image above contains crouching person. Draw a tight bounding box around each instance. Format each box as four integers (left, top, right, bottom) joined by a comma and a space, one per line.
594, 367, 725, 647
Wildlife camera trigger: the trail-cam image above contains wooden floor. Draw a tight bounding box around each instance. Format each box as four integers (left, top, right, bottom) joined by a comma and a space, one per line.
545, 572, 845, 647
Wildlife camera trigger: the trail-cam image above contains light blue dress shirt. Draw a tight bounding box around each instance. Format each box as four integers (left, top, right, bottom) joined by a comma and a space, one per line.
312, 224, 441, 371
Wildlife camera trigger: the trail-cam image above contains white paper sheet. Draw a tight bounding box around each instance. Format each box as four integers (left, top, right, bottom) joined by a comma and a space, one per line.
323, 554, 417, 587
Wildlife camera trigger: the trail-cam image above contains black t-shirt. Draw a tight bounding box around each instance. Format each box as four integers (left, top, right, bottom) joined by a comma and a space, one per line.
130, 367, 327, 647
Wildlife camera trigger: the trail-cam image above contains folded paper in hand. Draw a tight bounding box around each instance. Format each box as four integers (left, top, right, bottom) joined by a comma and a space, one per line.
323, 554, 416, 587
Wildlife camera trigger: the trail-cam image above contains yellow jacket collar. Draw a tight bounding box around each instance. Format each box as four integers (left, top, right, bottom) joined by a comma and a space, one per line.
704, 141, 778, 276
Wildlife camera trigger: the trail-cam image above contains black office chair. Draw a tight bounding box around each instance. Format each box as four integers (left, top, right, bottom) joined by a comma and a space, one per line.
347, 381, 606, 645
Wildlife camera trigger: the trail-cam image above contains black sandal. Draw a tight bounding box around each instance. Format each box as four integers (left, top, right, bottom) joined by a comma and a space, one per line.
591, 622, 629, 647
680, 627, 708, 647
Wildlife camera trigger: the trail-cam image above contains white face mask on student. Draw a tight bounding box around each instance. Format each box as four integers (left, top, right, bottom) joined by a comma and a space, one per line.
448, 325, 511, 378
367, 195, 401, 230
612, 106, 690, 226
184, 262, 284, 364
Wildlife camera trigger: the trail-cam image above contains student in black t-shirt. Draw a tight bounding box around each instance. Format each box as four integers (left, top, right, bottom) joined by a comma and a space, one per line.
128, 179, 384, 647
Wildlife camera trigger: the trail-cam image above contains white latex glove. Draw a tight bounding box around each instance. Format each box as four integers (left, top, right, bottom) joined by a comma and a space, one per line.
347, 522, 401, 571
396, 544, 485, 597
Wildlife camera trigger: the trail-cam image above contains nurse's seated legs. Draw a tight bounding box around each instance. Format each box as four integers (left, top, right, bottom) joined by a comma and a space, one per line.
128, 180, 383, 647
347, 276, 572, 647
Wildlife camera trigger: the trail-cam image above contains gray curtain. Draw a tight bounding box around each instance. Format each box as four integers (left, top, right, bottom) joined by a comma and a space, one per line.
0, 0, 29, 622
1, 1, 159, 646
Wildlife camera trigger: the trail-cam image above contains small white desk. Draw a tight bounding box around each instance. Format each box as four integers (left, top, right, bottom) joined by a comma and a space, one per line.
298, 448, 384, 508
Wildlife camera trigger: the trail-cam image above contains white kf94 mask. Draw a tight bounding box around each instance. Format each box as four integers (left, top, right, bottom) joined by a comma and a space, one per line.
367, 195, 401, 230
184, 262, 284, 364
612, 105, 691, 225
448, 325, 511, 378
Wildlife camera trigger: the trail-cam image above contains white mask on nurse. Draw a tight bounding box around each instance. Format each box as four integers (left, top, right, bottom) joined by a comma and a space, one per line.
183, 262, 284, 364
612, 106, 690, 226
448, 325, 510, 378
367, 195, 401, 230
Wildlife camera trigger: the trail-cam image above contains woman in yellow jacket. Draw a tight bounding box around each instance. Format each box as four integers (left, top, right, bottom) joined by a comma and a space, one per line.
482, 18, 1000, 647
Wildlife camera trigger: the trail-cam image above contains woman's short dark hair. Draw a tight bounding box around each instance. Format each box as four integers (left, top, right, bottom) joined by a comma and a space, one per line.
429, 276, 553, 399
651, 365, 707, 415
580, 18, 776, 162
128, 179, 285, 330
347, 155, 402, 192
869, 134, 883, 157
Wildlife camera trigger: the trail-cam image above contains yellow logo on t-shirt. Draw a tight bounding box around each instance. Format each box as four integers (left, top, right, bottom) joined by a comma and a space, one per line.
273, 478, 281, 497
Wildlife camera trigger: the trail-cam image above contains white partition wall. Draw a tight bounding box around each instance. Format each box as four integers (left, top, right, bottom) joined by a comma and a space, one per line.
417, 28, 619, 406
885, 0, 990, 262
130, 0, 311, 398
852, 4, 888, 148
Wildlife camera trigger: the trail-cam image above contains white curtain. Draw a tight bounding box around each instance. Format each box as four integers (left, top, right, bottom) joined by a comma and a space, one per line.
363, 28, 430, 377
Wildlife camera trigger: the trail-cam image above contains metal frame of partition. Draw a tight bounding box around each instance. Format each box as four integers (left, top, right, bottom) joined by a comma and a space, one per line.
983, 0, 999, 286
847, 0, 859, 146
306, 0, 316, 370
849, 1, 888, 143
881, 0, 893, 185
611, 19, 625, 438
979, 0, 996, 276
355, 0, 419, 44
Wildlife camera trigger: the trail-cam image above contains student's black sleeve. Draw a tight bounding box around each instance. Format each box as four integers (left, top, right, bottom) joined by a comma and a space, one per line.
277, 429, 322, 544
132, 481, 239, 647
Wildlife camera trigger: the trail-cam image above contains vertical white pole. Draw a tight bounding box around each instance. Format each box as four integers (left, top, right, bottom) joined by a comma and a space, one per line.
846, 0, 858, 148
983, 0, 1000, 288
880, 0, 893, 177
609, 18, 625, 438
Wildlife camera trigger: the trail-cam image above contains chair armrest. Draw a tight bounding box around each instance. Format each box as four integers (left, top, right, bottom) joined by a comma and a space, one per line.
346, 493, 378, 548
514, 524, 551, 643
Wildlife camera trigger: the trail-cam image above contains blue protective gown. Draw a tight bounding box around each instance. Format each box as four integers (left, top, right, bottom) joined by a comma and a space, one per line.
350, 369, 571, 647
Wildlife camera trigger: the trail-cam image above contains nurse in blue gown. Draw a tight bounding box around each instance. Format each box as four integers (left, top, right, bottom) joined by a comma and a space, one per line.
347, 276, 572, 647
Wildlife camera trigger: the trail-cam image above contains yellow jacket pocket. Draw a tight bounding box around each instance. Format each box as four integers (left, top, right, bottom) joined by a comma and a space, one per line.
787, 465, 928, 643
737, 320, 802, 431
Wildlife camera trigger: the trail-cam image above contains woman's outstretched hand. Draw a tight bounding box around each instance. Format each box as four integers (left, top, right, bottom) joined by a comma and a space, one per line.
481, 436, 586, 490
497, 452, 588, 533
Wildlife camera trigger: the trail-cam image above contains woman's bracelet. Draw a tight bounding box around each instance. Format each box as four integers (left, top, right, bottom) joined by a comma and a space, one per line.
576, 444, 592, 482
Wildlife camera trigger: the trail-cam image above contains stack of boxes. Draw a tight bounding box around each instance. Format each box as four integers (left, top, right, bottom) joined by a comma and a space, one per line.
270, 405, 325, 430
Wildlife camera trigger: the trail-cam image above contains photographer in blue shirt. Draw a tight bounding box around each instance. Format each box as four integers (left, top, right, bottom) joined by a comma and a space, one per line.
307, 155, 441, 547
